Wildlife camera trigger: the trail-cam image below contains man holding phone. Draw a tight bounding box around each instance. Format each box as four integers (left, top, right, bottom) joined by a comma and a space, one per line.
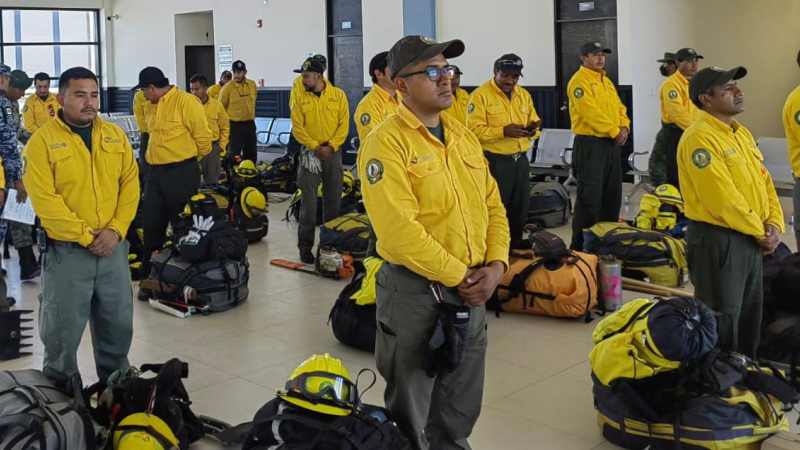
468, 54, 541, 249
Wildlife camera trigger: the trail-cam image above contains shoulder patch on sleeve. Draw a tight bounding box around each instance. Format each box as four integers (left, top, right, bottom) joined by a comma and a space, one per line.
365, 159, 384, 184
794, 110, 800, 125
573, 87, 584, 99
691, 148, 712, 169
668, 90, 679, 99
360, 113, 371, 126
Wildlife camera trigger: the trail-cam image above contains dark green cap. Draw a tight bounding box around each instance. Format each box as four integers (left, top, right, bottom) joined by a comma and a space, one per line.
9, 70, 31, 90
388, 35, 464, 79
689, 66, 747, 107
657, 52, 676, 63
675, 48, 703, 62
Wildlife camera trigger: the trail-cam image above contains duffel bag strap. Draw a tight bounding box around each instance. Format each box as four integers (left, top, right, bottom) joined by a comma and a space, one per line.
500, 260, 555, 308
0, 413, 46, 449
571, 254, 595, 323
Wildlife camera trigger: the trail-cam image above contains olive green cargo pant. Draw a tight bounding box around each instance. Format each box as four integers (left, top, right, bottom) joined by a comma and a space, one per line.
375, 263, 487, 450
39, 240, 133, 384
686, 221, 763, 357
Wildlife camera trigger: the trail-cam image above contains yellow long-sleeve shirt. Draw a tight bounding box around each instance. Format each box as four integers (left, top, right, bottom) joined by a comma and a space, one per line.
468, 80, 541, 154
146, 87, 212, 165
291, 82, 350, 151
207, 83, 222, 99
781, 84, 800, 177
133, 90, 155, 133
219, 78, 257, 122
202, 97, 230, 150
443, 87, 470, 126
354, 85, 401, 142
358, 104, 510, 287
22, 114, 140, 247
678, 111, 784, 238
289, 76, 304, 111
22, 93, 60, 135
567, 66, 630, 139
660, 71, 698, 130
0, 158, 5, 189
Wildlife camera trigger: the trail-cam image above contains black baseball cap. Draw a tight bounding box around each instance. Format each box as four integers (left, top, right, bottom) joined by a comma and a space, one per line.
293, 57, 325, 74
675, 48, 703, 62
388, 35, 465, 79
9, 70, 32, 90
689, 66, 747, 107
232, 60, 246, 72
581, 41, 612, 56
494, 54, 523, 73
657, 52, 677, 63
133, 66, 169, 89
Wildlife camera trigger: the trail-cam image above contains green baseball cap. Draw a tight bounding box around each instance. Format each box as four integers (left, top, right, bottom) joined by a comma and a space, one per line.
689, 66, 747, 107
9, 70, 32, 90
388, 35, 464, 79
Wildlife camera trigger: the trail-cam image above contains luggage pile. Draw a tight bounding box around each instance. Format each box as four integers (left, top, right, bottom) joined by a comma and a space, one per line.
634, 183, 687, 237
286, 170, 364, 225
759, 243, 800, 370
139, 191, 251, 317
526, 181, 572, 228
328, 257, 384, 352
590, 297, 798, 449
583, 222, 687, 288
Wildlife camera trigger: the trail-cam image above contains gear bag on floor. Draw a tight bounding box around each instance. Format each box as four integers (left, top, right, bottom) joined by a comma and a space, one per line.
0, 370, 96, 450
583, 222, 687, 287
527, 181, 572, 228
328, 258, 384, 352
318, 213, 372, 260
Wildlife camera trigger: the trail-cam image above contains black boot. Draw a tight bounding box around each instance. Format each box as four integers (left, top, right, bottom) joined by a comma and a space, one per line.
18, 246, 41, 281
299, 247, 315, 264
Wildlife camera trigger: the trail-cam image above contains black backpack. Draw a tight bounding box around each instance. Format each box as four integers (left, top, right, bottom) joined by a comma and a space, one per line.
177, 215, 248, 263
0, 371, 96, 450
242, 398, 411, 450
328, 264, 377, 352
527, 182, 572, 228
86, 359, 205, 450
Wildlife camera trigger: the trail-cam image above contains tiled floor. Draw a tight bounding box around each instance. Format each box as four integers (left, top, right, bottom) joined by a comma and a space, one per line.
1, 187, 797, 449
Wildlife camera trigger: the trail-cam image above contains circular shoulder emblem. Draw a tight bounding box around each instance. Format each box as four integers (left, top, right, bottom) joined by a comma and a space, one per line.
691, 148, 712, 169
668, 90, 679, 99
574, 87, 584, 99
794, 110, 800, 125
366, 159, 384, 184
360, 113, 371, 126
467, 103, 476, 114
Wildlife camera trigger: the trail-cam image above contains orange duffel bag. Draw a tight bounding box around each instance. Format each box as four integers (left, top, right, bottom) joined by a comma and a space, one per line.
493, 251, 599, 321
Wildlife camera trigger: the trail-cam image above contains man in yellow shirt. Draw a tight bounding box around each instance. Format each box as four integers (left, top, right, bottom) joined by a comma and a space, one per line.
132, 88, 155, 173
21, 72, 60, 139
207, 70, 231, 99
135, 66, 211, 268
359, 36, 509, 450
468, 54, 541, 249
781, 50, 800, 247
567, 41, 631, 250
220, 60, 258, 162
354, 51, 400, 146
290, 54, 326, 111
23, 67, 140, 385
443, 65, 469, 125
649, 48, 702, 189
190, 73, 230, 184
678, 66, 783, 357
291, 57, 349, 263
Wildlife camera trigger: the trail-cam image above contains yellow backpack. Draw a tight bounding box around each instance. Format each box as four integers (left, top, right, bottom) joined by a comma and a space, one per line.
635, 184, 684, 233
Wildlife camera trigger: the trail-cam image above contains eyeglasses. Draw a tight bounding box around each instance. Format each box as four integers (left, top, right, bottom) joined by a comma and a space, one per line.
398, 65, 456, 81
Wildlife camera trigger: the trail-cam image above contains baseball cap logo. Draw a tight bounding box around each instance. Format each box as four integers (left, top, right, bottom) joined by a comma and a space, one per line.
421, 36, 435, 44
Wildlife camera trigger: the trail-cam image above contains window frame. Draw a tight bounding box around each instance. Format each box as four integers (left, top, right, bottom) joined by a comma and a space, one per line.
0, 7, 102, 85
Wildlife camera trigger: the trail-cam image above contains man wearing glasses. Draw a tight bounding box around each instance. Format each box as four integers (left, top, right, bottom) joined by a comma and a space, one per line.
567, 41, 631, 250
468, 54, 541, 249
359, 36, 510, 450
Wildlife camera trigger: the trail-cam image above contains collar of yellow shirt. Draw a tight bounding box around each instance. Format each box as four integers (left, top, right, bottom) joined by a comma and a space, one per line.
373, 84, 400, 105
672, 70, 689, 87
697, 109, 745, 135
396, 102, 465, 143
578, 65, 609, 81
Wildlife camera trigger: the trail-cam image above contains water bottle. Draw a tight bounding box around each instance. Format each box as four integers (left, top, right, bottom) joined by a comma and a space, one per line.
599, 255, 622, 312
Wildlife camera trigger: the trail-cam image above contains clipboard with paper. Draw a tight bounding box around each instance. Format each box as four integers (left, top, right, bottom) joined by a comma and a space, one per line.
1, 189, 36, 225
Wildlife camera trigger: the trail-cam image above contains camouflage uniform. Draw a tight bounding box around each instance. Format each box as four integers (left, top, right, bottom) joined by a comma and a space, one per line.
6, 101, 33, 249
0, 86, 22, 248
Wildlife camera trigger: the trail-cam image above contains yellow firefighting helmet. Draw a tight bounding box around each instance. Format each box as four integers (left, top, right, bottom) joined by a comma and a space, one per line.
654, 184, 684, 211
278, 353, 358, 417
113, 413, 179, 450
240, 187, 267, 218
235, 160, 259, 178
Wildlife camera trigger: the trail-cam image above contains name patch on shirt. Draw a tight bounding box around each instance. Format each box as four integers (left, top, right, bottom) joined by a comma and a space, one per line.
49, 142, 68, 150
103, 136, 121, 144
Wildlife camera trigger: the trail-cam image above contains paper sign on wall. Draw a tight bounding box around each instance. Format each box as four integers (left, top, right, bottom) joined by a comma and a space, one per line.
218, 44, 233, 72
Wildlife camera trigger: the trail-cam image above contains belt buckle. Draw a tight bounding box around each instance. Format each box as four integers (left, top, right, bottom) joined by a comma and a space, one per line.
512, 153, 521, 161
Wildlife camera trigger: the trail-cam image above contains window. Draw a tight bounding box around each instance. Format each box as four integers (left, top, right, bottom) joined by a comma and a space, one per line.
0, 8, 101, 89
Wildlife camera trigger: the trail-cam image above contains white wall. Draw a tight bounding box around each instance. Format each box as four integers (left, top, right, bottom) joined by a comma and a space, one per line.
107, 0, 326, 87
362, 0, 403, 85
691, 0, 800, 138
617, 0, 697, 153
437, 0, 556, 86
174, 11, 214, 91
